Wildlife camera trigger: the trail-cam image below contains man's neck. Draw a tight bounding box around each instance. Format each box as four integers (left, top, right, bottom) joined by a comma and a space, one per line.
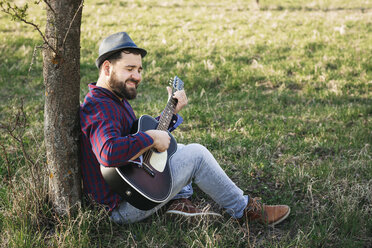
96, 78, 123, 101
96, 77, 109, 90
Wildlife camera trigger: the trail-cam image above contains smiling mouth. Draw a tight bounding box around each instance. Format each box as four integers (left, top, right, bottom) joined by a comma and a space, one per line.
126, 80, 139, 88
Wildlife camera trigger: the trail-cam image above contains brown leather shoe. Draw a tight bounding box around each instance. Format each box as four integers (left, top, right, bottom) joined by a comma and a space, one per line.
242, 197, 290, 226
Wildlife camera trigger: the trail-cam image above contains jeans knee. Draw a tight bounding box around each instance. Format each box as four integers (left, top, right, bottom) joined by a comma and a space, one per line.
187, 143, 209, 155
185, 143, 212, 163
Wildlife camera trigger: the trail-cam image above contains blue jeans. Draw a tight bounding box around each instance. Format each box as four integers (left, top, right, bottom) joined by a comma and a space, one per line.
110, 144, 248, 224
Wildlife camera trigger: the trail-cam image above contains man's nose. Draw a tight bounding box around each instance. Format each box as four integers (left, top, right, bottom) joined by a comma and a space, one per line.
131, 71, 141, 82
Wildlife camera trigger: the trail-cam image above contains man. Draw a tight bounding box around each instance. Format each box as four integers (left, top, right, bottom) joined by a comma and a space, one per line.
80, 32, 290, 225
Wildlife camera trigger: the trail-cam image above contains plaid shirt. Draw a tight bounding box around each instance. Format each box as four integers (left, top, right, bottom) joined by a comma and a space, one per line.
80, 83, 182, 211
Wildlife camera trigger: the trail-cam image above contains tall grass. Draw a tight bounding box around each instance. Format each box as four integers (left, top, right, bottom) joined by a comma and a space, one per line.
1, 0, 371, 247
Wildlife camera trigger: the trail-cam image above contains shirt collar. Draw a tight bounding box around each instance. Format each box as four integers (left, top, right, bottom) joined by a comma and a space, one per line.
89, 82, 125, 104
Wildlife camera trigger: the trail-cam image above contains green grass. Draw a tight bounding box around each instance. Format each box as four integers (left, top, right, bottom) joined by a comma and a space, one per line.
1, 0, 371, 247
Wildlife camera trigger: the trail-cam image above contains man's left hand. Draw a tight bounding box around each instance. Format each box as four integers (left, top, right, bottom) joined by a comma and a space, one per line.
167, 86, 188, 114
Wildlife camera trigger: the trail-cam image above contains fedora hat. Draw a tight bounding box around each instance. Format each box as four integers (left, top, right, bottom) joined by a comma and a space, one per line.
96, 32, 147, 68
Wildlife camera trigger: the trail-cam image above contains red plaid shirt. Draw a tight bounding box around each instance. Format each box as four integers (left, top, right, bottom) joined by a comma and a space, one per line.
80, 83, 182, 211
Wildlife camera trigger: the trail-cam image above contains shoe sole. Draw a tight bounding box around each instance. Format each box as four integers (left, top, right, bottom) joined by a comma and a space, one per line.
269, 207, 291, 226
166, 210, 222, 217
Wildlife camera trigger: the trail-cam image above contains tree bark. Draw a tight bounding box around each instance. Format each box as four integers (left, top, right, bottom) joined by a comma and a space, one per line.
43, 0, 83, 215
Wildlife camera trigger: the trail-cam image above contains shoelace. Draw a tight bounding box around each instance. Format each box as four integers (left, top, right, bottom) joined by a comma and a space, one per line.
246, 197, 263, 213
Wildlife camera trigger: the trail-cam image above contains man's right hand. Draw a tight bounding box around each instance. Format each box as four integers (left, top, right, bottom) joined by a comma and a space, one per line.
145, 130, 171, 152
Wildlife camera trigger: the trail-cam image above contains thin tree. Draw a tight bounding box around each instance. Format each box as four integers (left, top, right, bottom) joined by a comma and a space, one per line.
0, 0, 84, 215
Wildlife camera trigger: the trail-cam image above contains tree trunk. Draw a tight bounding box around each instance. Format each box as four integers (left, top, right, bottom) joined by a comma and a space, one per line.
43, 0, 83, 215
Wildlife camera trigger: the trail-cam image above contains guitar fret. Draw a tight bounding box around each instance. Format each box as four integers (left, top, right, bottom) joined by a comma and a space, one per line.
157, 98, 177, 131
156, 76, 183, 132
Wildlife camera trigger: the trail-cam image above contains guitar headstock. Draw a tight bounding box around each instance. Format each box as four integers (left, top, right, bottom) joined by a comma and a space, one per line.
172, 76, 184, 93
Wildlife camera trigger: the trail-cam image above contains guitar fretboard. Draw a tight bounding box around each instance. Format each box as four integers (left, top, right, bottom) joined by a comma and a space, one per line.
157, 97, 177, 131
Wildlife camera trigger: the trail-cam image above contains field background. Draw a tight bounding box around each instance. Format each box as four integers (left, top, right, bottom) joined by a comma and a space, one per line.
0, 0, 371, 247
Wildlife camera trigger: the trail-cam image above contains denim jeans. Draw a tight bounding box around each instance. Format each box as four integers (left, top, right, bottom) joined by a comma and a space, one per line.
110, 144, 248, 224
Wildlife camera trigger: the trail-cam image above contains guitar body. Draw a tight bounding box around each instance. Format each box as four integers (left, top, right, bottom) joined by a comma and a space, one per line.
100, 115, 176, 210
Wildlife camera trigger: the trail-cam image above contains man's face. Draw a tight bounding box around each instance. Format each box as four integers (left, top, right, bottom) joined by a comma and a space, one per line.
108, 52, 142, 100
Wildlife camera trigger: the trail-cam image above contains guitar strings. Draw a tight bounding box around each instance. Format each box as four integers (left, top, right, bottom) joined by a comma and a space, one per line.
142, 99, 176, 165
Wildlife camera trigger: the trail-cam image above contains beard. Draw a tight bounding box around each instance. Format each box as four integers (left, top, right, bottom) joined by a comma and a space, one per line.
108, 70, 139, 100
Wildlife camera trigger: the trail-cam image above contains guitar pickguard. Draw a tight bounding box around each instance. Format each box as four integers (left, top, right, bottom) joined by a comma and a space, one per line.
148, 151, 167, 172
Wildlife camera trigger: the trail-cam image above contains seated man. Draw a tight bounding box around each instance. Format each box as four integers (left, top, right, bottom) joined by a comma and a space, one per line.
80, 32, 290, 225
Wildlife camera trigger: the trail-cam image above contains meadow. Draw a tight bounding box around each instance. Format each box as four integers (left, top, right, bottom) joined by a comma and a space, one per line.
0, 0, 371, 247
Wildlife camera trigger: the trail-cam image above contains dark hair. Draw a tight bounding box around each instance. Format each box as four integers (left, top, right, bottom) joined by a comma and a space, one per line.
98, 48, 142, 73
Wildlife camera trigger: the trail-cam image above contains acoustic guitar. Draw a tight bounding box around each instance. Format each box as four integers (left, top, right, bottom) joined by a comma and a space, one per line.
101, 76, 184, 210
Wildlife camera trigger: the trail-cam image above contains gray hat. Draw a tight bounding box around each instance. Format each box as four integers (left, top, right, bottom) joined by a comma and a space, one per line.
96, 32, 147, 68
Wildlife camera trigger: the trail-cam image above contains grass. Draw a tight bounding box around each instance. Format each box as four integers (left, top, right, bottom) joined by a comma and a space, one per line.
0, 0, 371, 247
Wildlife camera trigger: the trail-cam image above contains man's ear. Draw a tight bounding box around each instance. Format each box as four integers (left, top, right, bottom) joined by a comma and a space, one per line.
101, 60, 111, 76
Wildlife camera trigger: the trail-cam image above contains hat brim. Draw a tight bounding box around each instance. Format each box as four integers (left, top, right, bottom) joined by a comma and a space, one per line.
95, 46, 147, 68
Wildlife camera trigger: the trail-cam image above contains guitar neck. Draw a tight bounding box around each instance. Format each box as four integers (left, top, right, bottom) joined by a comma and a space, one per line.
157, 97, 177, 131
